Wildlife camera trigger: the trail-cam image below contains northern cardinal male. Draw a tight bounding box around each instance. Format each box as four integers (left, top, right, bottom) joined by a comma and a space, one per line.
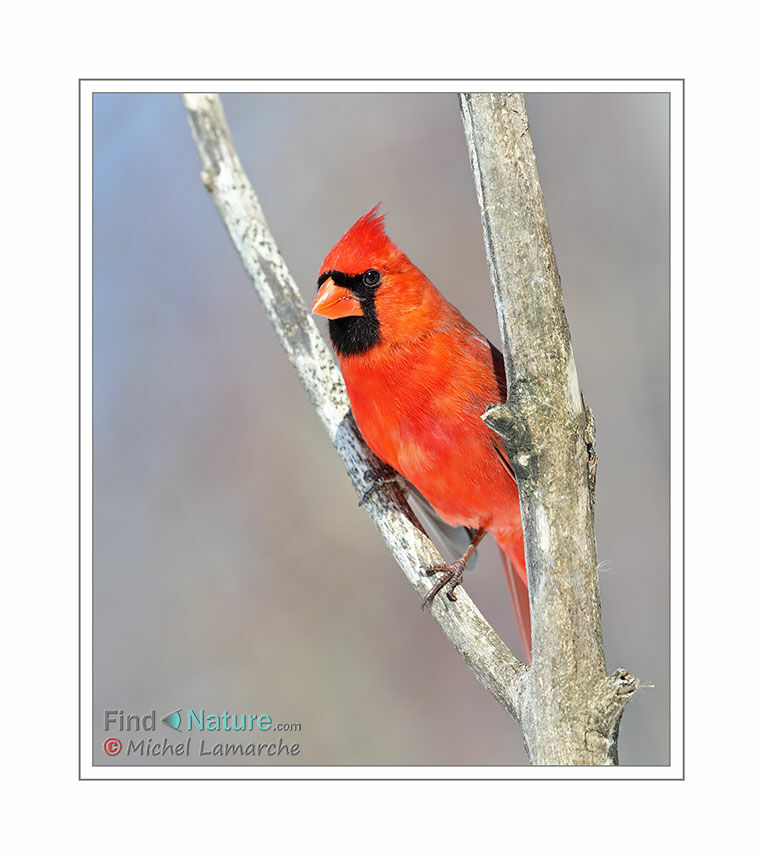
312, 206, 531, 661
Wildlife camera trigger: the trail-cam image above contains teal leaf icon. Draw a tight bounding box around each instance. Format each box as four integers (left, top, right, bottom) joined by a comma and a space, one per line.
161, 709, 182, 731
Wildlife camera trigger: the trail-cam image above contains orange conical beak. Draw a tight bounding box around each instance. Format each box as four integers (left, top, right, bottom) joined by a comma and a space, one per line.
312, 277, 364, 319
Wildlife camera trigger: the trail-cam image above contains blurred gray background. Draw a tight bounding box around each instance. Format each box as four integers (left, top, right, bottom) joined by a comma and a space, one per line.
93, 92, 669, 766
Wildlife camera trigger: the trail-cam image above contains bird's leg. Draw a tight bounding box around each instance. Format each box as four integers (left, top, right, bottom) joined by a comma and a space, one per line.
358, 464, 399, 507
422, 527, 488, 609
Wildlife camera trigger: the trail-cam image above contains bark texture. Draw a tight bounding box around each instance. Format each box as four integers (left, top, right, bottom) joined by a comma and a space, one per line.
460, 93, 637, 763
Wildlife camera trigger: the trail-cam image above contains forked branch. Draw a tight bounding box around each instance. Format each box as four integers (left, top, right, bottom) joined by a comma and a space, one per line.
183, 92, 637, 764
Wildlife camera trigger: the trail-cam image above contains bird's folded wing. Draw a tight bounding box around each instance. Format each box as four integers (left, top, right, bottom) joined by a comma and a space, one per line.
405, 483, 479, 571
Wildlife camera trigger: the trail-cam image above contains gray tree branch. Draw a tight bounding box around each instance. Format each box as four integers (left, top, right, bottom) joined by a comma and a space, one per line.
460, 93, 637, 764
182, 93, 526, 726
183, 92, 639, 765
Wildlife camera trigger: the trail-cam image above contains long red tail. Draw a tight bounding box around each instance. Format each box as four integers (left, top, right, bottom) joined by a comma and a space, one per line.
495, 532, 532, 663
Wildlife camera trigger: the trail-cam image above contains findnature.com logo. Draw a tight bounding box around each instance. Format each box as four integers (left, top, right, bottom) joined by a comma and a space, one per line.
101, 708, 302, 760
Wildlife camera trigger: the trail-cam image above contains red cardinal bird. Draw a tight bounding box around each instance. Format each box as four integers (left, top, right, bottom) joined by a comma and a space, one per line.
312, 206, 532, 661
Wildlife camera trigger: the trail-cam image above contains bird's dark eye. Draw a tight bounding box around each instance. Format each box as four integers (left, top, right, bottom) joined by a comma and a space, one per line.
362, 269, 381, 287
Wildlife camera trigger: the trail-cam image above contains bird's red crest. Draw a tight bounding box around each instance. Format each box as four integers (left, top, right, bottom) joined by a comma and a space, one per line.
321, 205, 410, 275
